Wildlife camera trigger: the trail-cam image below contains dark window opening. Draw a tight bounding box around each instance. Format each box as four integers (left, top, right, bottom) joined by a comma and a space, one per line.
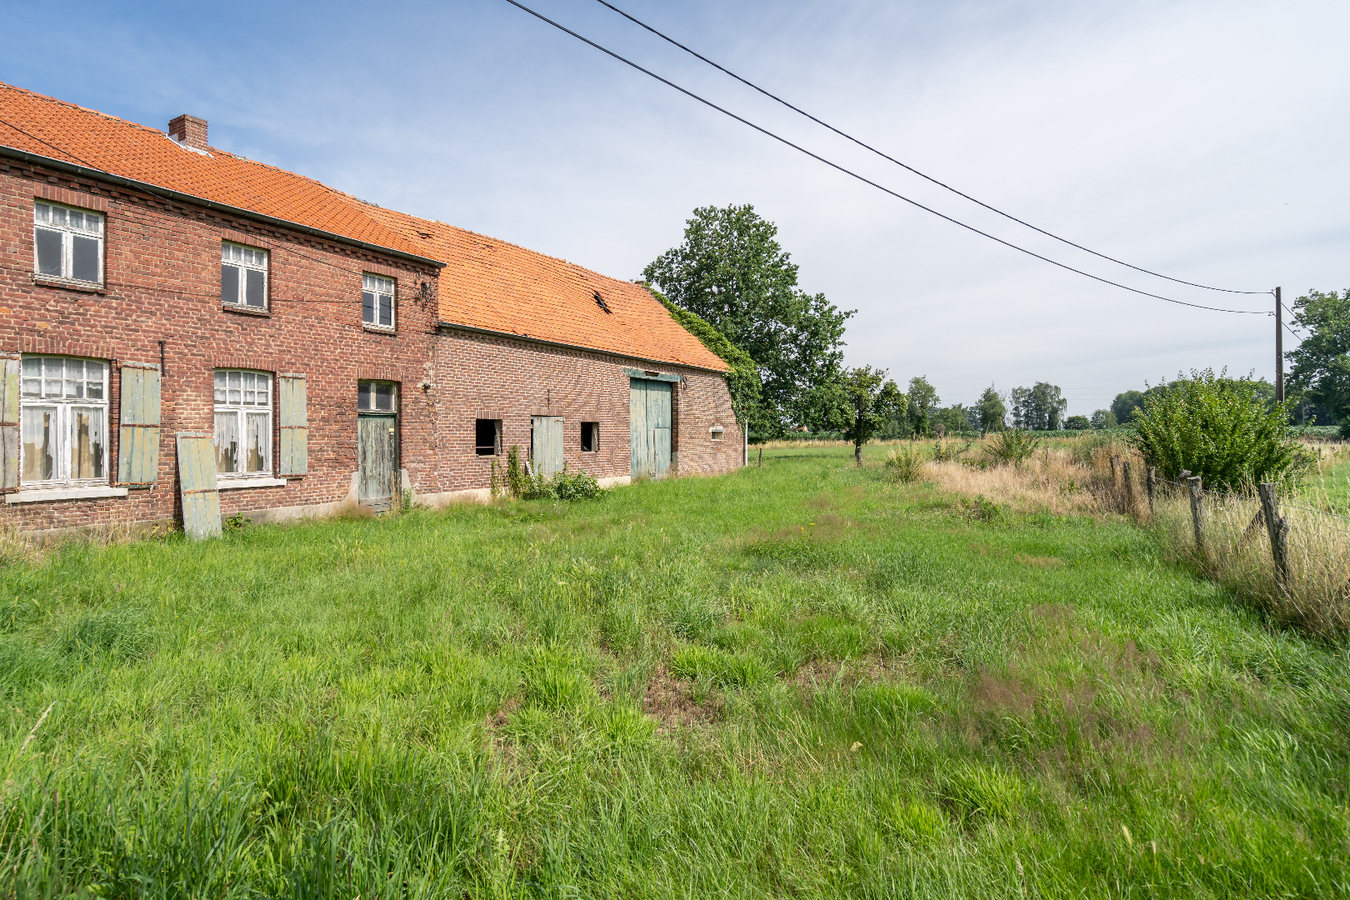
581, 421, 598, 452
476, 419, 501, 456
358, 381, 397, 412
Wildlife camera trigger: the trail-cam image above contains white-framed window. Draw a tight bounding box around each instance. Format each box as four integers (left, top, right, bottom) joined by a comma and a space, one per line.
214, 370, 272, 477
34, 202, 104, 284
221, 243, 268, 309
362, 274, 395, 330
358, 381, 398, 412
19, 356, 108, 485
710, 425, 725, 442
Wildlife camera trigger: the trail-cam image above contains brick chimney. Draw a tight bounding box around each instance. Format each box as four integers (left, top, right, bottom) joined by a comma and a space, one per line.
168, 114, 208, 150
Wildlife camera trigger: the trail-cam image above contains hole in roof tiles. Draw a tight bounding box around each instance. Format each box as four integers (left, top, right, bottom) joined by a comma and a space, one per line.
593, 291, 611, 314
416, 231, 433, 239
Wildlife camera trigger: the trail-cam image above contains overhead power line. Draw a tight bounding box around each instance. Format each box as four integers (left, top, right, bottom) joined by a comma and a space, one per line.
591, 0, 1267, 298
501, 0, 1268, 316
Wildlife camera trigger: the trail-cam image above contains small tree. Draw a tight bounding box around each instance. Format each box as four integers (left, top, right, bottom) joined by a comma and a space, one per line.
1132, 369, 1311, 490
1065, 415, 1090, 430
976, 385, 1006, 432
823, 367, 906, 466
1090, 409, 1118, 429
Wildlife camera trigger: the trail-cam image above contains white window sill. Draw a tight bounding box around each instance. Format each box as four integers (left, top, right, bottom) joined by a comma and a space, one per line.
217, 477, 288, 491
7, 486, 129, 504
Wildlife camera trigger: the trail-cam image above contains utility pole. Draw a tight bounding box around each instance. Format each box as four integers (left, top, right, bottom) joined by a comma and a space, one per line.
1275, 287, 1284, 403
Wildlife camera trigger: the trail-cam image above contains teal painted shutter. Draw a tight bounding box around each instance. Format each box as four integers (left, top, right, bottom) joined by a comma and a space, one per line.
278, 374, 307, 476
117, 363, 161, 486
176, 432, 221, 539
0, 354, 18, 492
651, 382, 672, 479
629, 380, 648, 479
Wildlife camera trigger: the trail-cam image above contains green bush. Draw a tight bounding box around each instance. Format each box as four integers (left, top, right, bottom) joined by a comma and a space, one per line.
1131, 369, 1312, 490
1065, 415, 1090, 430
985, 429, 1039, 467
884, 445, 925, 483
501, 446, 603, 501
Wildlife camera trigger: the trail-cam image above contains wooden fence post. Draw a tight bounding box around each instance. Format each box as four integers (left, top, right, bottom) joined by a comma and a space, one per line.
1122, 460, 1135, 515
1146, 467, 1157, 515
1187, 476, 1206, 556
1257, 482, 1290, 591
758, 447, 763, 468
1110, 454, 1119, 484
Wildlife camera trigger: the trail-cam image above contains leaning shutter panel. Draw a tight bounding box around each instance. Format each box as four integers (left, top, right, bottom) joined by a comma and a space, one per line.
176, 433, 221, 539
0, 354, 19, 492
117, 363, 161, 486
278, 374, 307, 476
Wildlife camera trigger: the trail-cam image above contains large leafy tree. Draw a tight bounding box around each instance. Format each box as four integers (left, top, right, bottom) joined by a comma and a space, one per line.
643, 205, 854, 436
906, 376, 940, 437
1010, 383, 1067, 430
1112, 390, 1146, 425
1287, 289, 1350, 430
818, 367, 906, 465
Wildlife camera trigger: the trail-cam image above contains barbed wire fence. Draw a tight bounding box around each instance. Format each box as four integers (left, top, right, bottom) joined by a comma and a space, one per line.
1102, 455, 1350, 637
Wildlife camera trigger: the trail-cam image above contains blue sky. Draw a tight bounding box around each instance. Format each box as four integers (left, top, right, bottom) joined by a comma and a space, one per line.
5, 0, 1347, 415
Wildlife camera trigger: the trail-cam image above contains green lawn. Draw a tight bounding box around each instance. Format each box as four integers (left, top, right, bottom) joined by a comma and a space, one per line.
1, 446, 1347, 898
1307, 445, 1350, 514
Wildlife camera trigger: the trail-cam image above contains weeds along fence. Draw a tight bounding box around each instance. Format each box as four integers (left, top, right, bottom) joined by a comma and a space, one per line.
1134, 465, 1350, 638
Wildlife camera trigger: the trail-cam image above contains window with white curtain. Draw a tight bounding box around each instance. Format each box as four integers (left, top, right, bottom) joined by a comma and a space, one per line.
362, 273, 395, 329
214, 370, 272, 476
221, 243, 268, 309
34, 202, 104, 284
20, 356, 108, 485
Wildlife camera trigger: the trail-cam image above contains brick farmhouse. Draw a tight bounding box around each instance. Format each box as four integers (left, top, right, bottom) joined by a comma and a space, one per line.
0, 82, 744, 537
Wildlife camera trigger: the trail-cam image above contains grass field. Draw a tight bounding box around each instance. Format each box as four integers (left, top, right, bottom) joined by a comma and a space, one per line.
1, 446, 1348, 898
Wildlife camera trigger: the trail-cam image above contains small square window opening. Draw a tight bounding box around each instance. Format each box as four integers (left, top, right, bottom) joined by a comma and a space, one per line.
34, 202, 104, 285
221, 242, 268, 309
362, 274, 395, 329
710, 425, 726, 442
581, 422, 599, 452
475, 419, 502, 456
358, 381, 398, 412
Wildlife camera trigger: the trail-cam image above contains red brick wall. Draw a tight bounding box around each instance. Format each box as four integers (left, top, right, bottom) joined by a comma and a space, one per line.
0, 160, 438, 533
0, 159, 744, 534
427, 329, 743, 493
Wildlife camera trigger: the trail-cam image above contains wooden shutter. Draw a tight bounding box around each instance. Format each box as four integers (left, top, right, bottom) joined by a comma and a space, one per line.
176, 433, 221, 539
117, 362, 161, 486
278, 374, 307, 476
0, 354, 18, 493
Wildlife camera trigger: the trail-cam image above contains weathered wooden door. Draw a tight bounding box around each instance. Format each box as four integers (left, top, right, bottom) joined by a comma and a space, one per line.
531, 415, 564, 477
630, 379, 672, 480
357, 414, 398, 511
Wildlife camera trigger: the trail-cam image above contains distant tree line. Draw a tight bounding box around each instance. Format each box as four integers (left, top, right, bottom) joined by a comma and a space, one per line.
645, 206, 1345, 465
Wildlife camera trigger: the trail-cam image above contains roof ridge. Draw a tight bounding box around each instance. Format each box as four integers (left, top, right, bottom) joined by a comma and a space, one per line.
0, 81, 169, 139
373, 206, 640, 286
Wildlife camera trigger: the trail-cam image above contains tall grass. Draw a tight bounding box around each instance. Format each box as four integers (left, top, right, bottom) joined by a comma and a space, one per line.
1150, 482, 1350, 637
0, 445, 1345, 896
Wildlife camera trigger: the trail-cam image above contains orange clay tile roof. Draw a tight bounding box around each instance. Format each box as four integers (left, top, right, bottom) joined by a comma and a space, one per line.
366, 206, 728, 372
0, 80, 726, 373
0, 81, 431, 261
